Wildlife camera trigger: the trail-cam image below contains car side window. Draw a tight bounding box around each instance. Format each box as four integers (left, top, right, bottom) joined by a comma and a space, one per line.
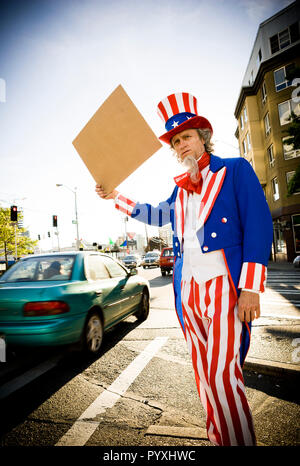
163, 250, 174, 257
102, 256, 127, 278
86, 255, 110, 281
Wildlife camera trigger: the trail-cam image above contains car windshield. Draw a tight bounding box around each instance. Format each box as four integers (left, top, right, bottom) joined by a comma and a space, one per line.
125, 256, 136, 260
162, 249, 174, 257
145, 252, 159, 257
0, 256, 75, 283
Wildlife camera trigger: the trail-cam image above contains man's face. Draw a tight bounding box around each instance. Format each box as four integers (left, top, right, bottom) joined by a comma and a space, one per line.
171, 129, 205, 162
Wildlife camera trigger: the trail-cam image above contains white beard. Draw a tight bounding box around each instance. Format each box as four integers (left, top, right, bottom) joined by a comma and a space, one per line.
183, 155, 200, 184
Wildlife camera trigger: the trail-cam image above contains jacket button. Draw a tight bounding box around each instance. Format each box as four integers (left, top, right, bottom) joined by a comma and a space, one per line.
222, 217, 227, 223
203, 246, 209, 251
211, 232, 217, 238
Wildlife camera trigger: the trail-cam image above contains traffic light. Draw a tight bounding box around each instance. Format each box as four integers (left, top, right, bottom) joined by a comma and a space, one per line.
48, 232, 51, 238
53, 215, 58, 227
10, 205, 18, 222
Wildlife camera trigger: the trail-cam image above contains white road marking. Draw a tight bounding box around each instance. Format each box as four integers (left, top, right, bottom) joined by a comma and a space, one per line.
55, 336, 168, 446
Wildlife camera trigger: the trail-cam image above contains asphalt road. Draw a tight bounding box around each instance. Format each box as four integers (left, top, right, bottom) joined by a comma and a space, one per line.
0, 266, 299, 455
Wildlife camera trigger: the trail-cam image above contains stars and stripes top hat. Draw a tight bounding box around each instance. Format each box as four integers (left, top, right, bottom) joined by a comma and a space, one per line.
157, 92, 213, 144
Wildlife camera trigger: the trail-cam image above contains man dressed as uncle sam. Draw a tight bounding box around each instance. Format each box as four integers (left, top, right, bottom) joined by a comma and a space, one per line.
96, 92, 273, 446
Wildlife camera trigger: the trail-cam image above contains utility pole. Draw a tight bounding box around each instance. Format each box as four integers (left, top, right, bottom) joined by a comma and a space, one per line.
74, 188, 80, 250
124, 216, 129, 253
10, 206, 18, 260
56, 184, 80, 250
14, 223, 18, 260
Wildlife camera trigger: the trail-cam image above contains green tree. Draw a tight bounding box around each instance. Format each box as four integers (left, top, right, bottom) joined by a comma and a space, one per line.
285, 111, 300, 150
0, 207, 37, 269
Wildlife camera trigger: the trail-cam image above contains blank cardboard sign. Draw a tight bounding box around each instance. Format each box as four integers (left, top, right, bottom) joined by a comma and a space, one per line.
72, 85, 162, 193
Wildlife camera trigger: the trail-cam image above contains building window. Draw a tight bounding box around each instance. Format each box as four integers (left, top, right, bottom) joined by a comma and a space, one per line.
242, 132, 251, 156
258, 48, 262, 63
287, 171, 300, 195
290, 21, 300, 42
246, 132, 251, 151
240, 114, 244, 130
270, 22, 300, 54
272, 177, 280, 201
267, 144, 275, 167
264, 112, 271, 136
278, 99, 300, 126
261, 81, 267, 104
243, 106, 248, 124
274, 64, 294, 91
292, 215, 300, 253
282, 136, 300, 160
242, 139, 247, 156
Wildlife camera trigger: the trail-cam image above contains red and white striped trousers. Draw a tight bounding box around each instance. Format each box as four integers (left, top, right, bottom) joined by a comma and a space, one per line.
181, 275, 256, 446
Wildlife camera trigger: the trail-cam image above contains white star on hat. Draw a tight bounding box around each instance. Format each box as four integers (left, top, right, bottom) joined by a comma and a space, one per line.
172, 120, 179, 128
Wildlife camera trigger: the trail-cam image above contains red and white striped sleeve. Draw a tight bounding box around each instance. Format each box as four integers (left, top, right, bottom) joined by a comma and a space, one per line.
238, 262, 267, 293
114, 193, 137, 217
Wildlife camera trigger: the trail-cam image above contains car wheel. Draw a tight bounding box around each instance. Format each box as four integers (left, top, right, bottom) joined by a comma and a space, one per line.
135, 290, 150, 322
161, 270, 166, 276
82, 311, 103, 355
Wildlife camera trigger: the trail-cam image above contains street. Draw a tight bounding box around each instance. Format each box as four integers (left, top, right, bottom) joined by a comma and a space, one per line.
0, 265, 299, 451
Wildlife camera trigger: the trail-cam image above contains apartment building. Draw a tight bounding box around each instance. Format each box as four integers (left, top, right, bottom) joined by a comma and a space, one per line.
234, 1, 300, 262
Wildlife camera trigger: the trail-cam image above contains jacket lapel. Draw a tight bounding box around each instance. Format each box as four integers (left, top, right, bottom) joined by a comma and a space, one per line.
196, 166, 227, 229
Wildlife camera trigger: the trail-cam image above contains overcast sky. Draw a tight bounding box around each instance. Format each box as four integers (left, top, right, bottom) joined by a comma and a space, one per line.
0, 0, 294, 250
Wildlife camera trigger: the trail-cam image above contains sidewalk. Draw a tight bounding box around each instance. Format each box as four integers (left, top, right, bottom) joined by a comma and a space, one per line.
243, 259, 300, 378
267, 259, 299, 271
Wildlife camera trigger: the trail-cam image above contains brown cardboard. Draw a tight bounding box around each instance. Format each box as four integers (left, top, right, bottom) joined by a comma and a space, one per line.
72, 85, 162, 193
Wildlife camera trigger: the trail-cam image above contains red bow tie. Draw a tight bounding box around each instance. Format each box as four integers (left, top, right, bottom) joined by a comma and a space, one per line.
174, 152, 210, 194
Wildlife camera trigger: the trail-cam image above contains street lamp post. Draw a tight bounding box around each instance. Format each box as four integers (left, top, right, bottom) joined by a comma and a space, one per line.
56, 184, 80, 250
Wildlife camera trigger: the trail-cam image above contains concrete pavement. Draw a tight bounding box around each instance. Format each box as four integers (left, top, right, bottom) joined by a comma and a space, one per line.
244, 260, 300, 378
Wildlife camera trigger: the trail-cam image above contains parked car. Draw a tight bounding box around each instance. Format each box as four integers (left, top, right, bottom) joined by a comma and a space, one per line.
293, 256, 300, 268
159, 247, 174, 276
122, 254, 140, 269
0, 252, 150, 355
142, 251, 161, 268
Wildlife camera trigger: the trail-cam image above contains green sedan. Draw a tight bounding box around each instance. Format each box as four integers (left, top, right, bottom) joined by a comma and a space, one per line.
0, 252, 150, 355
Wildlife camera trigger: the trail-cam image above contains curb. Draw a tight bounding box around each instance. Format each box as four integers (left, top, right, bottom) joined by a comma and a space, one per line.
243, 356, 300, 378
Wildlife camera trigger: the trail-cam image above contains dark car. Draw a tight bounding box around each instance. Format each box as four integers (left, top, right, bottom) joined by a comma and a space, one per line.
0, 252, 150, 355
122, 255, 139, 269
159, 247, 174, 276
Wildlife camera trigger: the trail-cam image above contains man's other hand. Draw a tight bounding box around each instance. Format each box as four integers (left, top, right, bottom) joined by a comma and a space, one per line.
237, 290, 260, 322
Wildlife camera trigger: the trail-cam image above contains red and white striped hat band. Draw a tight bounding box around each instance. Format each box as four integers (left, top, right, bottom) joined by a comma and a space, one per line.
157, 92, 213, 144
